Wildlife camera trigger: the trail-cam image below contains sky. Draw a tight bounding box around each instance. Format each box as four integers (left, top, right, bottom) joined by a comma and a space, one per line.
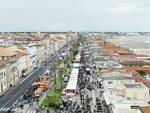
0, 0, 150, 32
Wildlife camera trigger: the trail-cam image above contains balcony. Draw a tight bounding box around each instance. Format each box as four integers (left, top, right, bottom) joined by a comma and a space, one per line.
8, 56, 17, 63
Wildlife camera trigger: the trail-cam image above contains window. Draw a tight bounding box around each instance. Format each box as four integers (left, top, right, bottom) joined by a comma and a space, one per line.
0, 72, 3, 79
2, 56, 4, 60
108, 81, 113, 84
11, 66, 16, 73
130, 106, 139, 109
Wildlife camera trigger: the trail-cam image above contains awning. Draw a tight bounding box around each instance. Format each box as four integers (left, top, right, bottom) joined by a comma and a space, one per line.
104, 92, 111, 105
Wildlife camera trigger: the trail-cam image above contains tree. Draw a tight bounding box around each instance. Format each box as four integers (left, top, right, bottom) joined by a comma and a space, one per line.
51, 63, 57, 89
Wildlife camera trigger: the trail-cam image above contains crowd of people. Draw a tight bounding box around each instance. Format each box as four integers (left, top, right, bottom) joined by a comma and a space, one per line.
58, 41, 105, 113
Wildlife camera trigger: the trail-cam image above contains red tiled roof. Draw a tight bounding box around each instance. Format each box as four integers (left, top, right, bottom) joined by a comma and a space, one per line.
0, 60, 9, 65
133, 76, 150, 88
140, 106, 150, 113
0, 48, 16, 56
15, 51, 26, 57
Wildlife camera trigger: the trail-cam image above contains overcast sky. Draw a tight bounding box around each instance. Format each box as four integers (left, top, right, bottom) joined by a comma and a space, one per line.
0, 0, 150, 32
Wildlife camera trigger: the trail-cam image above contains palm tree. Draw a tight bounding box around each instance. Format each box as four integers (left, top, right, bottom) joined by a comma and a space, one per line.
51, 63, 57, 89
58, 59, 64, 89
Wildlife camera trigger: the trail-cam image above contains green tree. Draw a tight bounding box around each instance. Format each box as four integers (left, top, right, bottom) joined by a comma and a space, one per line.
51, 63, 57, 89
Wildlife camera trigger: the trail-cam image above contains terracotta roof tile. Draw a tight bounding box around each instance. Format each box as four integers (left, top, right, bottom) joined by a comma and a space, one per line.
0, 60, 9, 65
0, 48, 16, 56
140, 106, 150, 113
133, 76, 150, 88
15, 51, 26, 57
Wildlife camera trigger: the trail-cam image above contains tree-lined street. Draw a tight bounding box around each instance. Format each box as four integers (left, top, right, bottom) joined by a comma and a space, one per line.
0, 43, 70, 113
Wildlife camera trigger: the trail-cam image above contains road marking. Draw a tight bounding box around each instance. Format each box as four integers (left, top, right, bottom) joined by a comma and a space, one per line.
0, 107, 21, 112
3, 107, 7, 111
12, 108, 15, 111
14, 108, 18, 111
1, 107, 7, 111
2, 47, 67, 107
6, 108, 9, 111
19, 71, 35, 84
3, 69, 44, 106
33, 110, 36, 113
0, 107, 3, 111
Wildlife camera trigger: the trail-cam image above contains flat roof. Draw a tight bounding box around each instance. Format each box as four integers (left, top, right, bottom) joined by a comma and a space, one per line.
73, 63, 80, 68
124, 83, 144, 89
0, 48, 16, 56
66, 68, 79, 90
133, 76, 150, 88
104, 76, 132, 80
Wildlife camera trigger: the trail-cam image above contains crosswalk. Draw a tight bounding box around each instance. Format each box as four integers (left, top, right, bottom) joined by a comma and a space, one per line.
0, 107, 22, 112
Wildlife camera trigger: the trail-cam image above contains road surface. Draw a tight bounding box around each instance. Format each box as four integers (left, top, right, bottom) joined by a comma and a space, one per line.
0, 43, 68, 112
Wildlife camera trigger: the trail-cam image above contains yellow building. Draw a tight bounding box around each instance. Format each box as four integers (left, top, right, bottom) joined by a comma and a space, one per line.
36, 44, 45, 64
0, 48, 18, 89
0, 61, 8, 94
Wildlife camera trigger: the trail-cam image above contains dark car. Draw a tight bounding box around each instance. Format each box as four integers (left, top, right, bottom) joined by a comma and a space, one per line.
96, 98, 103, 112
86, 84, 93, 91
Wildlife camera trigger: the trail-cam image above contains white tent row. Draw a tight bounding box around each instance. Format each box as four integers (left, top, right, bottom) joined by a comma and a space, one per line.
65, 67, 79, 96
73, 63, 80, 68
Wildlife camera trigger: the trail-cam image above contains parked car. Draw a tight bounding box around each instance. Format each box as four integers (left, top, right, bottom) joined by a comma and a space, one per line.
86, 84, 93, 91
63, 75, 69, 82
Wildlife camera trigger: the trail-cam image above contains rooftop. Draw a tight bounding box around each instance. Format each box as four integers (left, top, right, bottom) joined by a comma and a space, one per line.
112, 108, 141, 113
102, 70, 132, 78
0, 48, 16, 56
133, 76, 150, 88
0, 60, 8, 65
124, 83, 144, 89
15, 51, 27, 57
140, 106, 150, 113
104, 76, 132, 80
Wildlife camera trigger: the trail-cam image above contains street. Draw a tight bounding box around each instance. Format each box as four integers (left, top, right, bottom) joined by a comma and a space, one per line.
59, 40, 107, 113
0, 43, 68, 113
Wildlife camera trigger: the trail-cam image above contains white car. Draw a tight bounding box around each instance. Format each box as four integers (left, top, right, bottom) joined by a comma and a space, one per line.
63, 76, 69, 82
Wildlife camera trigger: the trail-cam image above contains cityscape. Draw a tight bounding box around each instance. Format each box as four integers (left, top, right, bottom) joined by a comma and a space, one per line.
0, 0, 150, 113
0, 32, 150, 113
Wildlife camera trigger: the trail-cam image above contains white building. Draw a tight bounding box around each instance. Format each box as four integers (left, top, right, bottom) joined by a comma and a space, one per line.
15, 51, 28, 77
103, 71, 134, 89
24, 43, 37, 69
123, 83, 149, 100
103, 71, 150, 113
0, 61, 8, 94
0, 48, 18, 88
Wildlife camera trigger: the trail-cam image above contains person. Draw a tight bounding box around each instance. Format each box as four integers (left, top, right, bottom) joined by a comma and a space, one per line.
10, 84, 12, 87
10, 105, 13, 110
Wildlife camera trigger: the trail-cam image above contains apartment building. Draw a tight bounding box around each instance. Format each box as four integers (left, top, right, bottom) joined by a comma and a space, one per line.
7, 45, 31, 75
123, 83, 149, 100
0, 48, 18, 89
36, 44, 45, 64
0, 61, 8, 94
103, 70, 150, 113
15, 51, 28, 77
23, 43, 37, 69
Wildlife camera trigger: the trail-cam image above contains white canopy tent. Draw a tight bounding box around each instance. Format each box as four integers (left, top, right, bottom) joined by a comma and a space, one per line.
65, 67, 79, 96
